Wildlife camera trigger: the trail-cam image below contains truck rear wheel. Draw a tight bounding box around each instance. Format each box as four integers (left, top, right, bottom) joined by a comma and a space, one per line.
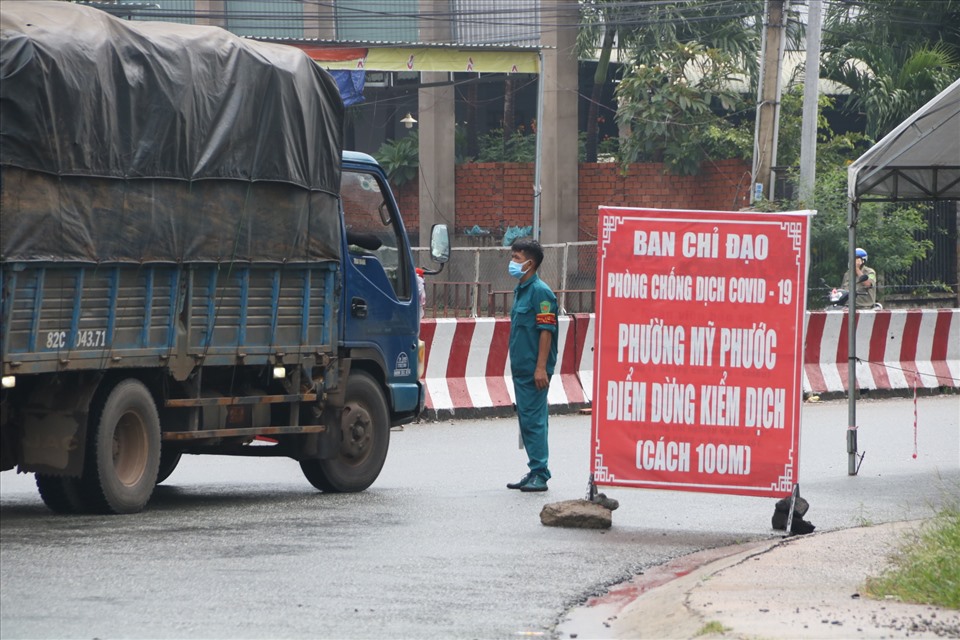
36, 475, 88, 514
82, 380, 161, 514
300, 372, 389, 493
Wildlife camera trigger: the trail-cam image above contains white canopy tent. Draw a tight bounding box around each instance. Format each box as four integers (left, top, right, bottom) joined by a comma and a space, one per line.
843, 77, 960, 474
849, 77, 960, 202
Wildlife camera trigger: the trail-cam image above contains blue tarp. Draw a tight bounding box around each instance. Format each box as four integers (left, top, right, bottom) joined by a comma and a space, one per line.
503, 225, 533, 247
331, 70, 365, 107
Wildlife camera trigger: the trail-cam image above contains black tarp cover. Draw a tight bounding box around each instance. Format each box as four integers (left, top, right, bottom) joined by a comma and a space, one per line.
0, 1, 344, 264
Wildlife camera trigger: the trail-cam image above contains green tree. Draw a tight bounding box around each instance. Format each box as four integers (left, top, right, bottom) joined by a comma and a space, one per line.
823, 0, 960, 61
757, 164, 931, 305
774, 89, 869, 172
475, 127, 537, 163
822, 0, 960, 139
615, 42, 744, 175
623, 0, 762, 73
375, 132, 419, 187
750, 85, 931, 303
823, 43, 958, 140
577, 0, 622, 162
577, 0, 763, 166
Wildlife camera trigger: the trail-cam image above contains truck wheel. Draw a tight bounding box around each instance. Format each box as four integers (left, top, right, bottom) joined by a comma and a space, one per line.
300, 372, 389, 493
35, 475, 88, 514
156, 449, 182, 484
82, 380, 161, 514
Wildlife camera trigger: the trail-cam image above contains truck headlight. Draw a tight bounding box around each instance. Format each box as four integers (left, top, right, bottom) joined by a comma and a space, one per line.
1, 376, 15, 389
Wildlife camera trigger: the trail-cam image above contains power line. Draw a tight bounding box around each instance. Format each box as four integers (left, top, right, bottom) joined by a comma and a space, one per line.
89, 0, 775, 41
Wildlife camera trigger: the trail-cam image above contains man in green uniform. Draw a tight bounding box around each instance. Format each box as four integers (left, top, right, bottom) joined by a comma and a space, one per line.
505, 238, 558, 492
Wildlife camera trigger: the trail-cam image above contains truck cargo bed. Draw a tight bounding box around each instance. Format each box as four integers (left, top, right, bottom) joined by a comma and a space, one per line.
1, 262, 339, 376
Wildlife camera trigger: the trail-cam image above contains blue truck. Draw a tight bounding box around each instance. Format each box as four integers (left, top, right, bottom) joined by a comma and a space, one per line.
0, 2, 448, 514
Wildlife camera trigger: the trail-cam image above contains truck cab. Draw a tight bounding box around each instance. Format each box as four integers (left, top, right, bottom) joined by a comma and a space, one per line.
340, 152, 422, 424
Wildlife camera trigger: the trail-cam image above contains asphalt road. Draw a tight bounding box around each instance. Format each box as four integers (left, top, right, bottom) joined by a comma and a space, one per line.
1, 395, 957, 639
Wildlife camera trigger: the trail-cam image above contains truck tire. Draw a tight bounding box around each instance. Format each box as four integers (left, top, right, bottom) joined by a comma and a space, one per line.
300, 371, 389, 493
82, 380, 161, 514
35, 475, 88, 514
156, 449, 182, 484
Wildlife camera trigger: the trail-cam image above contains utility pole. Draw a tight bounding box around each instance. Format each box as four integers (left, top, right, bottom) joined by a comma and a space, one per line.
193, 0, 225, 26
752, 0, 789, 203
537, 0, 579, 244
799, 0, 822, 203
417, 0, 455, 248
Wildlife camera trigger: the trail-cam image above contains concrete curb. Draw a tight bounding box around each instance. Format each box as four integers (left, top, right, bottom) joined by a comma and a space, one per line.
557, 521, 960, 639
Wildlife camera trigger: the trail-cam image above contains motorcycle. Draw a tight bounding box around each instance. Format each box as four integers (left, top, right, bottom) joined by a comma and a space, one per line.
825, 285, 850, 310
822, 275, 882, 311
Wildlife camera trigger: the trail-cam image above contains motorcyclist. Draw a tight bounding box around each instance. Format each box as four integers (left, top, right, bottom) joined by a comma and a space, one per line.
841, 247, 878, 309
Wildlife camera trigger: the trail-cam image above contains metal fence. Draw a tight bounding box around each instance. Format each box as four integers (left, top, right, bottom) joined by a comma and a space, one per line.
414, 241, 597, 318
902, 201, 958, 291
415, 228, 958, 317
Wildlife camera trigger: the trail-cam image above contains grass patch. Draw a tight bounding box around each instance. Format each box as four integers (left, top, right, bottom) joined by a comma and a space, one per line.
694, 620, 730, 636
863, 507, 960, 608
852, 503, 875, 527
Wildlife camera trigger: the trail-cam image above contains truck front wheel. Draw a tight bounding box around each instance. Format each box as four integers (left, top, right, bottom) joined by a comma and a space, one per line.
300, 372, 389, 493
82, 380, 161, 514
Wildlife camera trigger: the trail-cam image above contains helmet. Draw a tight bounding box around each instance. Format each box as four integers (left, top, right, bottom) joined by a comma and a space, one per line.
855, 247, 868, 261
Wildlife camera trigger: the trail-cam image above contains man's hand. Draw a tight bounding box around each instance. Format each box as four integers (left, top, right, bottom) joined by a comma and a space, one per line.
534, 366, 549, 390
535, 329, 552, 390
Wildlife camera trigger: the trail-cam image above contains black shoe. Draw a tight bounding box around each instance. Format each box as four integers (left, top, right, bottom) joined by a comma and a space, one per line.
507, 473, 532, 490
519, 475, 548, 492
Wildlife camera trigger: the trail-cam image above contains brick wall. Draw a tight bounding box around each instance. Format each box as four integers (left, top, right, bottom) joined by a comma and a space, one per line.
394, 179, 419, 235
393, 158, 752, 242
577, 159, 751, 239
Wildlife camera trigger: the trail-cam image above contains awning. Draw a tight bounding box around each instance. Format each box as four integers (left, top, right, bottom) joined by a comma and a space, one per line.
292, 45, 540, 74
848, 77, 960, 202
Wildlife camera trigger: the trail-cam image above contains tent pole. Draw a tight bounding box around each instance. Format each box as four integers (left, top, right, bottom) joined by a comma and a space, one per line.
847, 201, 859, 475
532, 50, 544, 241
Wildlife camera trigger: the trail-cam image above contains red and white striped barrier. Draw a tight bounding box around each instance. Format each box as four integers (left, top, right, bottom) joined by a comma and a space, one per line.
802, 308, 959, 394
419, 316, 593, 418
420, 309, 959, 415
573, 314, 596, 403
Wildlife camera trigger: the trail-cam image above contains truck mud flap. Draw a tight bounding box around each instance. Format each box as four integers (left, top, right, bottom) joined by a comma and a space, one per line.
17, 375, 101, 476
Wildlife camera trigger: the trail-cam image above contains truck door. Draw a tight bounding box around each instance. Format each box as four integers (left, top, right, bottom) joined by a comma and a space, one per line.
340, 164, 420, 412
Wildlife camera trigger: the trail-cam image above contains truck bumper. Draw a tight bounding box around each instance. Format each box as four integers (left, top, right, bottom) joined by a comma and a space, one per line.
388, 381, 421, 415
386, 381, 424, 427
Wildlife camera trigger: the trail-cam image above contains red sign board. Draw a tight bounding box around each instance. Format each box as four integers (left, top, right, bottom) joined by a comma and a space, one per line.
591, 207, 812, 497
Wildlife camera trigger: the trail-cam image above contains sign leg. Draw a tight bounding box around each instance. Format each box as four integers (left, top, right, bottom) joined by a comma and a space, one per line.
785, 484, 800, 537
585, 473, 597, 501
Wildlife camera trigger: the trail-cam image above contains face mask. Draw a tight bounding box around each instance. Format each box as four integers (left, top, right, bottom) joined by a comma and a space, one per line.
508, 259, 529, 279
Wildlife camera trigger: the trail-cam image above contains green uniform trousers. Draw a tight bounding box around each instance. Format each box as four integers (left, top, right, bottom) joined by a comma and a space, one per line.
513, 373, 551, 480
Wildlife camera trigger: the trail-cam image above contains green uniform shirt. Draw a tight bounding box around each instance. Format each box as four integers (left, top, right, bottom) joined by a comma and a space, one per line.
509, 273, 558, 376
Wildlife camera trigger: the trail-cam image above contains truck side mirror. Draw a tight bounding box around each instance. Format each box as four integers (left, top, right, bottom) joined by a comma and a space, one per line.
430, 224, 450, 264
